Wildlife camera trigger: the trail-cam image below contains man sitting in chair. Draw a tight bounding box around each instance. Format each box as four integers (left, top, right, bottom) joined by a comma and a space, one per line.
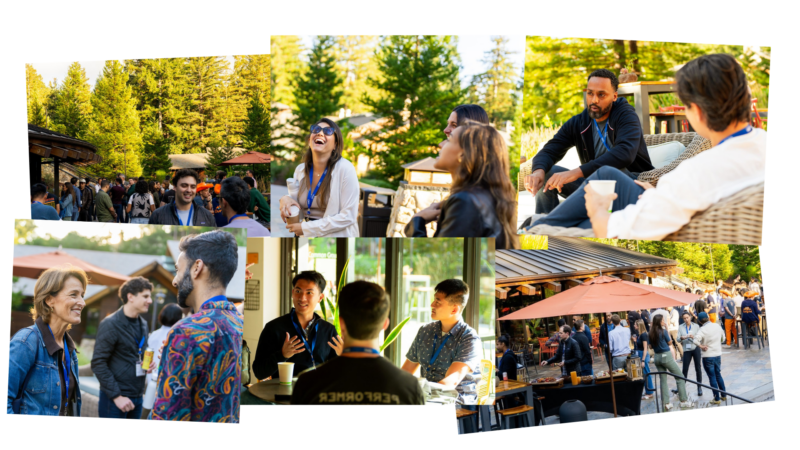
523, 69, 653, 215
524, 54, 767, 240
496, 334, 518, 381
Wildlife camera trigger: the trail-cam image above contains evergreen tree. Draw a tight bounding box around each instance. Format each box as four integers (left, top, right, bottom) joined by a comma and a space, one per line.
89, 60, 143, 177
49, 62, 93, 139
271, 36, 306, 108
25, 64, 50, 126
243, 89, 271, 153
184, 56, 228, 152
362, 35, 463, 182
468, 36, 519, 124
290, 35, 344, 155
204, 143, 238, 174
334, 35, 380, 114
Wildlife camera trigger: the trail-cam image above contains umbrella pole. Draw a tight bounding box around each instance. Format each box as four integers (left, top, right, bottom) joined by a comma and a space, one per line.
604, 314, 618, 418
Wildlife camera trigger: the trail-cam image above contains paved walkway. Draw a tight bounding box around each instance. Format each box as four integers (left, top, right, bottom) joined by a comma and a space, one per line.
270, 184, 293, 237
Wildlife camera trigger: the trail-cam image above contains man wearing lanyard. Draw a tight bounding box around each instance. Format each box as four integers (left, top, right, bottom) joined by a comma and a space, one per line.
291, 281, 425, 404
402, 279, 481, 404
148, 168, 215, 226
220, 176, 271, 237
495, 335, 518, 381
151, 230, 243, 422
91, 277, 154, 419
31, 182, 60, 220
253, 271, 343, 380
522, 68, 653, 216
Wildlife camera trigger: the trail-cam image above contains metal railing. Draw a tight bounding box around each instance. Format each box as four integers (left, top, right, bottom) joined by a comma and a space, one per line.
646, 371, 753, 413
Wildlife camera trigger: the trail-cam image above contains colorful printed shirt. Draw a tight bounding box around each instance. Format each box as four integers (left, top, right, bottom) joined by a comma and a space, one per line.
151, 299, 243, 423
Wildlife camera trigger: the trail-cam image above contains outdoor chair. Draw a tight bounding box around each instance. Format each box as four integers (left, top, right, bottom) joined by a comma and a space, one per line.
538, 337, 557, 364
497, 404, 536, 429
743, 322, 765, 350
514, 351, 530, 382
455, 408, 479, 434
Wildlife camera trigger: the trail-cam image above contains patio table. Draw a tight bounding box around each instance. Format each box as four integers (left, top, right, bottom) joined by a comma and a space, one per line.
538, 378, 645, 417
476, 379, 535, 432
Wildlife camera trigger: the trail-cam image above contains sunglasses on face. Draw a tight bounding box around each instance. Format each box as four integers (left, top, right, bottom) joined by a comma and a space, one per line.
310, 125, 336, 136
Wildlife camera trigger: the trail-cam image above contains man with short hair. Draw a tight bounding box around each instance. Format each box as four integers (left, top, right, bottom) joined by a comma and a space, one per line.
30, 183, 60, 220
572, 320, 594, 376
253, 271, 343, 380
148, 169, 215, 226
692, 312, 727, 405
496, 335, 518, 381
572, 314, 592, 343
541, 325, 582, 377
523, 69, 653, 215
598, 312, 615, 364
741, 295, 761, 337
607, 314, 631, 370
79, 179, 94, 221
291, 281, 425, 405
95, 180, 117, 223
91, 277, 154, 419
749, 277, 760, 295
110, 178, 127, 223
220, 177, 270, 236
402, 279, 482, 403
68, 176, 82, 222
243, 176, 270, 228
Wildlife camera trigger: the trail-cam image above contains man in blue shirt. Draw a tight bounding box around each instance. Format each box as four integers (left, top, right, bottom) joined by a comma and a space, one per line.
402, 279, 481, 404
30, 183, 60, 220
495, 335, 517, 381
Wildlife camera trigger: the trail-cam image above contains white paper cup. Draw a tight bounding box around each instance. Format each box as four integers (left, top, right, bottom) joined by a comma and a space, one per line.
286, 205, 301, 224
278, 362, 294, 385
588, 180, 616, 212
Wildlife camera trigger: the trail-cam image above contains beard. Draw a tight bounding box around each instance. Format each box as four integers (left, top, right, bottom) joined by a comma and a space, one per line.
176, 270, 194, 308
588, 103, 612, 120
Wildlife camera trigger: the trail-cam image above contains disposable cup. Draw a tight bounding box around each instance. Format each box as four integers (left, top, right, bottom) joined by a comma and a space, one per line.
588, 180, 616, 212
286, 205, 301, 224
278, 362, 294, 385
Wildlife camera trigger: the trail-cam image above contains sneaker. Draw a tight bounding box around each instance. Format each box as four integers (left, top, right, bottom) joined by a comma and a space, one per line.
710, 399, 721, 405
697, 389, 703, 397
664, 403, 674, 412
679, 400, 695, 409
721, 396, 727, 401
671, 389, 679, 395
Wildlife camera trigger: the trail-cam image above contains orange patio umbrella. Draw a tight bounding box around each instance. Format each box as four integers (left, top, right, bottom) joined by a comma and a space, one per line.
219, 151, 272, 167
13, 250, 131, 285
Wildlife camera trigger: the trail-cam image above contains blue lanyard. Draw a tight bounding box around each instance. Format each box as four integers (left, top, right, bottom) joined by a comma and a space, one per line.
47, 325, 70, 408
685, 324, 691, 335
228, 214, 249, 224
174, 202, 194, 226
593, 119, 612, 152
717, 125, 753, 147
200, 295, 229, 311
291, 309, 319, 367
428, 333, 451, 369
306, 166, 329, 216
342, 347, 381, 355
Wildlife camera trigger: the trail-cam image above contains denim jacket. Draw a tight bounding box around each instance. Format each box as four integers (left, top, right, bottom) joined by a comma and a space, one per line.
7, 318, 82, 416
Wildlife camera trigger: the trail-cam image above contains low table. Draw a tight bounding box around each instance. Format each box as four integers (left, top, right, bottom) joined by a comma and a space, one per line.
248, 378, 297, 405
538, 379, 645, 417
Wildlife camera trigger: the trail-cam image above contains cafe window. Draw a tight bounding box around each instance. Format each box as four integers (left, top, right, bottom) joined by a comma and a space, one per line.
478, 239, 496, 359
354, 238, 386, 287
306, 238, 337, 316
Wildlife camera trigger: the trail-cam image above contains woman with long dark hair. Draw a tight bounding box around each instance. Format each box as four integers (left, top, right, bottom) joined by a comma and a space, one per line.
444, 104, 491, 138
406, 120, 519, 249
127, 179, 155, 224
650, 314, 694, 411
279, 118, 359, 237
59, 182, 75, 221
148, 180, 160, 208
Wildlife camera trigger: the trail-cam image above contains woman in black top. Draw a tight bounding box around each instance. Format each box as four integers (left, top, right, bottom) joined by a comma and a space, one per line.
634, 319, 655, 399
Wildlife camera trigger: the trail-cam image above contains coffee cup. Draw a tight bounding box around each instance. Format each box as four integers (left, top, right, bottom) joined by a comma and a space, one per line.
588, 180, 616, 212
286, 205, 301, 224
278, 362, 294, 385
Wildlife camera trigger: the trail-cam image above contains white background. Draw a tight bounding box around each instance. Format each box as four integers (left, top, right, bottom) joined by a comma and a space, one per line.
1, 0, 797, 448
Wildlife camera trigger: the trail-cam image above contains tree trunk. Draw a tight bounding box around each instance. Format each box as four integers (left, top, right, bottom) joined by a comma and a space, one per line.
613, 40, 626, 70
629, 41, 641, 74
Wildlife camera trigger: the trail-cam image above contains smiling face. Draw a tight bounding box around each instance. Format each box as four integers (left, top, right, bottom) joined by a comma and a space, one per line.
127, 289, 153, 316
443, 111, 459, 138
308, 122, 337, 155
46, 276, 85, 325
292, 279, 324, 316
586, 76, 617, 120
174, 176, 197, 207
434, 126, 464, 172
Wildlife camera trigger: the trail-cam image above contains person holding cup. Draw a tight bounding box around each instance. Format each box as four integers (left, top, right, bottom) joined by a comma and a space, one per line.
278, 118, 359, 237
527, 54, 767, 240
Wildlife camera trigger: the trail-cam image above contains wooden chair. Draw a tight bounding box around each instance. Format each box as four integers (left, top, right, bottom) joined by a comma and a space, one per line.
455, 408, 479, 434
497, 404, 536, 429
538, 337, 557, 364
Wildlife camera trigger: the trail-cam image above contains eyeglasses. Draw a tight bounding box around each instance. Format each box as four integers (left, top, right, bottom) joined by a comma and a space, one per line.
310, 125, 336, 136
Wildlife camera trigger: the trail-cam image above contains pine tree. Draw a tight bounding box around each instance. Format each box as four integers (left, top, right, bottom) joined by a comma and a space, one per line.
334, 35, 380, 114
468, 36, 519, 124
271, 36, 306, 108
49, 62, 93, 138
243, 90, 271, 153
25, 64, 50, 126
204, 143, 239, 174
290, 35, 344, 156
362, 35, 463, 182
89, 60, 143, 177
184, 56, 228, 152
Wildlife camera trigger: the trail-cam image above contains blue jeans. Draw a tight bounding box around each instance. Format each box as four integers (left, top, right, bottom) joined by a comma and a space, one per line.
131, 217, 149, 224
72, 208, 79, 222
534, 165, 585, 214
98, 391, 143, 419
531, 166, 642, 229
113, 204, 124, 223
702, 356, 726, 401
638, 350, 655, 394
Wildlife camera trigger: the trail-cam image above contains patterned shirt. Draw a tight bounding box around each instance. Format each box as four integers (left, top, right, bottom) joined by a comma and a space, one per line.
406, 320, 481, 403
151, 299, 243, 423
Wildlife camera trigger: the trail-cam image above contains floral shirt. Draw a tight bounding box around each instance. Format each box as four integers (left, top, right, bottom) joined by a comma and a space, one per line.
151, 299, 243, 423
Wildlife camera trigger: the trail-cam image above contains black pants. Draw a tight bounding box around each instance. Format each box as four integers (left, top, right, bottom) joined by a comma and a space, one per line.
682, 346, 703, 388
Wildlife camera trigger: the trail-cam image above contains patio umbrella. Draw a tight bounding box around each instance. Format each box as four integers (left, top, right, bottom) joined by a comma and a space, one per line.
499, 276, 697, 417
219, 151, 272, 174
13, 250, 131, 285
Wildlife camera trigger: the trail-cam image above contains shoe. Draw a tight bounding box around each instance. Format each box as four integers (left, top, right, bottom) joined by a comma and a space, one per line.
679, 400, 695, 409
698, 389, 703, 396
664, 403, 674, 412
721, 396, 727, 401
710, 399, 721, 405
671, 389, 678, 395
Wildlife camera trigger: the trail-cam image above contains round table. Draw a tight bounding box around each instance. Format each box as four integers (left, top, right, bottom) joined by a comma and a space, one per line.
248, 378, 298, 405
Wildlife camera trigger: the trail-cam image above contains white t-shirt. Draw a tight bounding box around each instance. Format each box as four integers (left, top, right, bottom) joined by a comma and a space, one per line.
128, 193, 154, 218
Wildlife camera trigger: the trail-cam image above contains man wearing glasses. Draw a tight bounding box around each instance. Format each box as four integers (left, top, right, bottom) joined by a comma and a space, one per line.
253, 271, 344, 380
523, 69, 653, 214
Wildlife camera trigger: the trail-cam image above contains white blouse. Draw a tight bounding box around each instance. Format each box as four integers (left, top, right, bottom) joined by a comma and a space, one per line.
290, 158, 360, 237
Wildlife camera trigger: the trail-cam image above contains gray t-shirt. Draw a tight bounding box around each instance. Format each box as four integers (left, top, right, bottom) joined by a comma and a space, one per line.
224, 218, 271, 237
592, 118, 633, 176
176, 207, 191, 226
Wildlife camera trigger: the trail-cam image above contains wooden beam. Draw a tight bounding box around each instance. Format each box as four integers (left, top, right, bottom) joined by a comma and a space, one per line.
620, 273, 636, 282
645, 271, 658, 278
544, 281, 562, 293
495, 287, 508, 300
563, 279, 584, 289
674, 267, 684, 274
518, 284, 537, 295
49, 147, 67, 158
633, 272, 647, 280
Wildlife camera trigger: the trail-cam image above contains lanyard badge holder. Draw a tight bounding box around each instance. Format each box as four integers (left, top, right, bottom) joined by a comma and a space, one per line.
594, 120, 612, 152
427, 333, 451, 375
174, 202, 194, 226
305, 166, 328, 222
291, 309, 319, 369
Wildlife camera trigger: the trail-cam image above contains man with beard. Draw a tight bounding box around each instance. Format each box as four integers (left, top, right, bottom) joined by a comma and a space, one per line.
151, 230, 243, 422
253, 271, 343, 380
523, 69, 653, 215
148, 169, 215, 226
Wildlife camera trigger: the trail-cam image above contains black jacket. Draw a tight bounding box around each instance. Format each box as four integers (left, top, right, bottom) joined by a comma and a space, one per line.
531, 97, 654, 178
253, 312, 339, 380
572, 332, 593, 367
406, 187, 508, 249
148, 201, 216, 226
546, 337, 582, 375
496, 349, 518, 380
90, 308, 149, 399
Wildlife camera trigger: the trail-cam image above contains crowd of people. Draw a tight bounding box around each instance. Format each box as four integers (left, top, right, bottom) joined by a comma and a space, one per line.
7, 230, 244, 422
252, 271, 482, 405
30, 169, 270, 237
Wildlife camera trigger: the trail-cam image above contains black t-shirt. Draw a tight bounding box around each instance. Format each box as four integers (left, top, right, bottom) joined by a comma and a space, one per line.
162, 189, 176, 205
291, 356, 425, 405
635, 329, 650, 352
572, 331, 593, 366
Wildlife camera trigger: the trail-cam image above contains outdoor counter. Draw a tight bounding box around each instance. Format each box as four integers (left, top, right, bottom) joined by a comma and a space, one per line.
538, 379, 645, 417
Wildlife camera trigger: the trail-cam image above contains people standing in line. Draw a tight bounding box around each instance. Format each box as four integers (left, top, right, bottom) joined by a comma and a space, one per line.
31, 183, 60, 220
243, 176, 271, 229
91, 277, 155, 419
692, 312, 727, 405
279, 119, 360, 237
749, 277, 761, 295
149, 169, 215, 226
219, 177, 271, 237
572, 320, 594, 376
8, 266, 86, 416
59, 182, 75, 221
151, 231, 243, 422
141, 304, 183, 419
95, 180, 118, 223
677, 311, 703, 397
650, 314, 694, 411
541, 325, 583, 377
127, 180, 155, 225
607, 314, 631, 370
496, 334, 518, 381
633, 319, 655, 400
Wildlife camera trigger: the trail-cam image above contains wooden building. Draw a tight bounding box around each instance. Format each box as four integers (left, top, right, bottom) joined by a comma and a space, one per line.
28, 124, 101, 193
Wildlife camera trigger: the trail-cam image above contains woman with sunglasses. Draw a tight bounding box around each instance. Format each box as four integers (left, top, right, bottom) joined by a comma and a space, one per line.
279, 118, 360, 237
405, 121, 519, 249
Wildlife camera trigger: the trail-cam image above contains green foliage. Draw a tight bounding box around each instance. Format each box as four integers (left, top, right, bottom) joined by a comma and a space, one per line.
116, 226, 174, 255
271, 36, 306, 108
381, 316, 411, 352
242, 89, 271, 153
467, 36, 520, 124
334, 35, 380, 114
26, 64, 51, 127
729, 245, 761, 280
183, 56, 229, 152
14, 220, 37, 244
361, 35, 463, 183
205, 143, 239, 174
11, 276, 25, 312
29, 230, 113, 251
49, 62, 93, 139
